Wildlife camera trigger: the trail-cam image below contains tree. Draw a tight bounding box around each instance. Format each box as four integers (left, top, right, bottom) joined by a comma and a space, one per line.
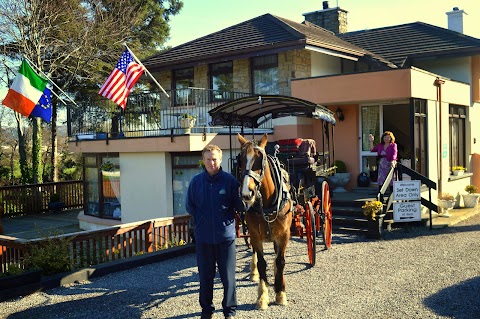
0, 0, 183, 183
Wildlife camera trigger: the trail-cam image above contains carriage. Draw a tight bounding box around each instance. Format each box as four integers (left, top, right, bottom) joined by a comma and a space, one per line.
209, 95, 337, 309
209, 95, 336, 266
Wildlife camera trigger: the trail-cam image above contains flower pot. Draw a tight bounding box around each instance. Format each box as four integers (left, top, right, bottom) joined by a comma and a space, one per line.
329, 172, 351, 192
462, 194, 480, 208
438, 199, 455, 217
452, 170, 464, 176
366, 213, 385, 239
179, 118, 196, 134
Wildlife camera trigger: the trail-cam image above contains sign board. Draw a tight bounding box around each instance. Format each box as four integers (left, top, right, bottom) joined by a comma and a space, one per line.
393, 201, 422, 222
393, 180, 421, 201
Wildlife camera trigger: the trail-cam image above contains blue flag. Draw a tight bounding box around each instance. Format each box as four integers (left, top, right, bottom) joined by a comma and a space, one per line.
30, 87, 52, 123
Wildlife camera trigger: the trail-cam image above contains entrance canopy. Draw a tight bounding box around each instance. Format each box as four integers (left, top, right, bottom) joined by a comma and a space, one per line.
208, 95, 336, 128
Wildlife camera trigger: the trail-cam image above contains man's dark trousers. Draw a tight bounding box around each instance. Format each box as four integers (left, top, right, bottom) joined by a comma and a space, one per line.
196, 239, 237, 317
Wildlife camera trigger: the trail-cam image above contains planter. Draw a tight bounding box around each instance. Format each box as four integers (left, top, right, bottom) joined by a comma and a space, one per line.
179, 118, 196, 133
452, 170, 464, 176
0, 268, 42, 291
366, 213, 385, 239
48, 201, 66, 213
462, 194, 480, 208
438, 199, 455, 217
329, 172, 351, 192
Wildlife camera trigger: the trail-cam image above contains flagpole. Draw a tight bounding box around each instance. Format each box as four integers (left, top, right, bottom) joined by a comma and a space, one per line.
4, 63, 67, 105
123, 43, 170, 98
23, 56, 80, 107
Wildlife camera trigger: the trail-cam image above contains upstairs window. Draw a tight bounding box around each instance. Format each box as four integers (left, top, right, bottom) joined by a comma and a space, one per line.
449, 105, 466, 171
252, 54, 278, 95
173, 67, 194, 106
210, 61, 233, 101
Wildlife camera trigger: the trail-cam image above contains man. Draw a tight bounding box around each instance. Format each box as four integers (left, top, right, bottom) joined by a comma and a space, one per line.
186, 144, 243, 319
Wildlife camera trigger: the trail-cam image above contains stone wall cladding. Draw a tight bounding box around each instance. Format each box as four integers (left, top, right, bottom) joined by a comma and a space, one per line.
278, 50, 311, 96
233, 58, 250, 93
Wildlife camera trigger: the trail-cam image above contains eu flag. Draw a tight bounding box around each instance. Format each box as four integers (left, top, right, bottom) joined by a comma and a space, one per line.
30, 87, 52, 123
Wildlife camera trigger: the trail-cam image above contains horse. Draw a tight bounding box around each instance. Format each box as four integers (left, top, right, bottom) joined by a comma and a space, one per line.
237, 133, 294, 310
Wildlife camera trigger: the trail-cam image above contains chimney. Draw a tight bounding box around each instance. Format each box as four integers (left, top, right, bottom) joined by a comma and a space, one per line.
446, 7, 467, 33
303, 2, 348, 34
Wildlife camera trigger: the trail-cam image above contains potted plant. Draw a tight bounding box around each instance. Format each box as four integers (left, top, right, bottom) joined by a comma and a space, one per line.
462, 185, 479, 208
362, 200, 385, 239
48, 193, 65, 213
438, 193, 455, 217
329, 160, 351, 192
179, 113, 197, 133
451, 166, 466, 176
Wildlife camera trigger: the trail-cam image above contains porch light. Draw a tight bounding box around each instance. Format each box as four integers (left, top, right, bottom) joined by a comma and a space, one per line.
335, 107, 345, 121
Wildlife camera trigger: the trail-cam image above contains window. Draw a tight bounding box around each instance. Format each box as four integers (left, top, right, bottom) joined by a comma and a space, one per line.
449, 105, 466, 170
84, 154, 121, 219
252, 54, 278, 95
413, 99, 427, 176
173, 68, 194, 106
210, 61, 233, 101
172, 153, 203, 215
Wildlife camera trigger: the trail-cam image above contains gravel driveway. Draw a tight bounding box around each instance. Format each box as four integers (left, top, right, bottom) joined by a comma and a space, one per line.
1, 215, 480, 319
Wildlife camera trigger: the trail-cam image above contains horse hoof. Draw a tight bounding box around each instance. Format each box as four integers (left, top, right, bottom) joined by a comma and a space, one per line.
275, 292, 288, 306
256, 297, 269, 310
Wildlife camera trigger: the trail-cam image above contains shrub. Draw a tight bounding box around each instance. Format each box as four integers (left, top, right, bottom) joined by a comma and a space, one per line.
438, 193, 455, 201
24, 235, 74, 276
465, 185, 478, 194
334, 160, 347, 173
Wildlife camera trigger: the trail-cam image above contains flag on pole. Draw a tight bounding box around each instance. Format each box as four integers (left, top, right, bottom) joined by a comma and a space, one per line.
99, 49, 144, 109
30, 87, 52, 123
2, 60, 48, 117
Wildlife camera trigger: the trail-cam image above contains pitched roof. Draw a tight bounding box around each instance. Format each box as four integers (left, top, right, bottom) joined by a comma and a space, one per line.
143, 14, 392, 71
339, 22, 480, 67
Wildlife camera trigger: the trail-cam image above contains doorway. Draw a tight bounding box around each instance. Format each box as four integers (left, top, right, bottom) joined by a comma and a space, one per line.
359, 103, 411, 184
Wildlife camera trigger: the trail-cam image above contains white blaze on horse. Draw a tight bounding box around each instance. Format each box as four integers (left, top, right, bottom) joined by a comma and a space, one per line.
237, 133, 293, 310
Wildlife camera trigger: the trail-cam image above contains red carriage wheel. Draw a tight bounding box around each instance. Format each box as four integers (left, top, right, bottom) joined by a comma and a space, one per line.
305, 201, 316, 267
321, 181, 332, 249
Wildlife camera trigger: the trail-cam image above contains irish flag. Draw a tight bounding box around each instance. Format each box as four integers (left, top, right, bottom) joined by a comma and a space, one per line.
2, 60, 48, 117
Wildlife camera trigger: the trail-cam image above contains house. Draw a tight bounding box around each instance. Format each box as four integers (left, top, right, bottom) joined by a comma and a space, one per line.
68, 3, 480, 230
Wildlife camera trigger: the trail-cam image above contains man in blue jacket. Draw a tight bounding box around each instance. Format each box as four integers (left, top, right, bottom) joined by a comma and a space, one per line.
186, 144, 243, 319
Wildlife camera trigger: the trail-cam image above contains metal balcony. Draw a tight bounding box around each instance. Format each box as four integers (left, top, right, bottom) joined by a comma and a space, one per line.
67, 88, 274, 140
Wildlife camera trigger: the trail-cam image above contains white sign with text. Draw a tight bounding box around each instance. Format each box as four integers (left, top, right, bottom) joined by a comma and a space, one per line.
393, 180, 421, 201
393, 201, 422, 222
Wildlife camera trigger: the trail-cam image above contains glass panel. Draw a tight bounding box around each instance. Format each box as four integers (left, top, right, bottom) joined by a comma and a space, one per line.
85, 167, 99, 217
173, 165, 203, 216
362, 156, 378, 182
101, 157, 121, 219
361, 106, 380, 151
253, 68, 279, 95
84, 156, 96, 166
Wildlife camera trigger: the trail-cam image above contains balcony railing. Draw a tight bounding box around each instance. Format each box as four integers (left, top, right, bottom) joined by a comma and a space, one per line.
67, 88, 273, 140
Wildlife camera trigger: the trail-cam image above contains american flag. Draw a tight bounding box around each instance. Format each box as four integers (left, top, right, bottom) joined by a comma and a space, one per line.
99, 49, 144, 109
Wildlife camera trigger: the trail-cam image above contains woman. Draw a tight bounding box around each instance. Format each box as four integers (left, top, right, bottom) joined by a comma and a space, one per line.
368, 131, 398, 190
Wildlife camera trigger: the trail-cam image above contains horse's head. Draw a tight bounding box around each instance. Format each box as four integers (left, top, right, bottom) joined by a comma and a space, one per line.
237, 133, 270, 210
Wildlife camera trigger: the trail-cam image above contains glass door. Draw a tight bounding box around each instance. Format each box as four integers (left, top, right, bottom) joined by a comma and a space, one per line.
360, 105, 381, 183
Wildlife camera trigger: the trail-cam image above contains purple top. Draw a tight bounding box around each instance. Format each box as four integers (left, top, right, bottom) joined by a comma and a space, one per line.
371, 143, 398, 161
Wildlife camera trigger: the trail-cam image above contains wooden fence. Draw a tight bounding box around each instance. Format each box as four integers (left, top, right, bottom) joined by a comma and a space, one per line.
0, 215, 192, 273
0, 181, 83, 217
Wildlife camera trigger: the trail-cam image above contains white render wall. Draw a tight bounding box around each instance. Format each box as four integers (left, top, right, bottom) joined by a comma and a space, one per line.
120, 152, 173, 223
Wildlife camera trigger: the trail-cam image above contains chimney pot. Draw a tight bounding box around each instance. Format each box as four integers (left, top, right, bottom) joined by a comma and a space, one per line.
323, 1, 329, 10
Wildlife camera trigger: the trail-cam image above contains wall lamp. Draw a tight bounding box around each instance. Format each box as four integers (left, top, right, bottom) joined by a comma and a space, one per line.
335, 107, 345, 121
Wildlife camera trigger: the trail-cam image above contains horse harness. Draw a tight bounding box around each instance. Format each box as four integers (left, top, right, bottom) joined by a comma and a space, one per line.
242, 144, 293, 231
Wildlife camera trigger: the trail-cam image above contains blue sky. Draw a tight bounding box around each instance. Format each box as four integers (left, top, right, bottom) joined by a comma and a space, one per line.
165, 0, 480, 47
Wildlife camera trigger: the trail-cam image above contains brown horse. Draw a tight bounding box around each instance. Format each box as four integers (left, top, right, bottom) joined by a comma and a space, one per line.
237, 133, 293, 310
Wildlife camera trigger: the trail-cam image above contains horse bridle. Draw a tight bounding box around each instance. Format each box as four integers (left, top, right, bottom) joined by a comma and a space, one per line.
241, 143, 268, 211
